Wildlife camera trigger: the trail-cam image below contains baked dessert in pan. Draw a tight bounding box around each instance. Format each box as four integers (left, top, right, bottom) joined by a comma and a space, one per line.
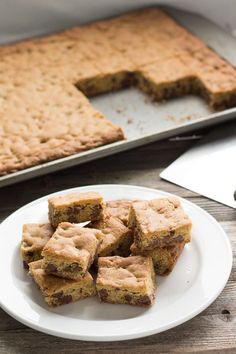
1, 9, 236, 176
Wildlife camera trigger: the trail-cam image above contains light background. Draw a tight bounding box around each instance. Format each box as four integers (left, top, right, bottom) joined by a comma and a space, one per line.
0, 0, 235, 44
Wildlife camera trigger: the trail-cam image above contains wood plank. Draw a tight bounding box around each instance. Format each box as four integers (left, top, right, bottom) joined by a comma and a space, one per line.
0, 310, 235, 354
0, 137, 235, 353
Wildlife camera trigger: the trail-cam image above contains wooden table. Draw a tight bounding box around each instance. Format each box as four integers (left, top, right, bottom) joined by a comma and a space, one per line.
0, 137, 235, 354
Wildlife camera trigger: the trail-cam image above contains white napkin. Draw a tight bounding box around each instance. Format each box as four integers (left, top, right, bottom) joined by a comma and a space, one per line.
161, 123, 236, 209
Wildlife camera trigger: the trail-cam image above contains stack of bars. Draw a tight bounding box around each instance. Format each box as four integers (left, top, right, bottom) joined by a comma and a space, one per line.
20, 191, 192, 307
129, 198, 191, 275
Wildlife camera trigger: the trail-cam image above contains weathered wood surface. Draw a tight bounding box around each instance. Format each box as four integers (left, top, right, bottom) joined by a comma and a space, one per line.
0, 137, 235, 354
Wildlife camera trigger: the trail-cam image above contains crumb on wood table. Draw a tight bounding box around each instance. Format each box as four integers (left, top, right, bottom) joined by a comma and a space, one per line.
116, 107, 125, 114
127, 118, 133, 124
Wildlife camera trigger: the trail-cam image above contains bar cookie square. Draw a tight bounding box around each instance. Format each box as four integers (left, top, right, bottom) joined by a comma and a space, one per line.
48, 192, 103, 228
128, 197, 192, 250
20, 223, 54, 269
42, 222, 102, 279
89, 216, 133, 257
29, 260, 95, 307
104, 199, 139, 226
96, 256, 156, 306
131, 240, 185, 276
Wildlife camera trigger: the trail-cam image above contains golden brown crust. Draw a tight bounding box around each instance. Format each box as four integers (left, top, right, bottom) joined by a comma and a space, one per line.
42, 223, 100, 261
97, 256, 154, 290
48, 192, 104, 228
136, 57, 195, 101
129, 197, 192, 249
0, 82, 124, 176
48, 192, 103, 208
89, 216, 133, 256
20, 223, 54, 265
104, 199, 138, 226
96, 255, 156, 306
131, 240, 185, 275
29, 260, 95, 306
1, 8, 236, 176
42, 222, 102, 278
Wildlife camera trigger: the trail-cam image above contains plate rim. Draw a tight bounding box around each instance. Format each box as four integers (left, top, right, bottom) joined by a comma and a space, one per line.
0, 184, 233, 341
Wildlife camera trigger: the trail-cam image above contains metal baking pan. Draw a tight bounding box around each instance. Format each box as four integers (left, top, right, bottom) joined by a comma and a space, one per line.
1, 6, 236, 188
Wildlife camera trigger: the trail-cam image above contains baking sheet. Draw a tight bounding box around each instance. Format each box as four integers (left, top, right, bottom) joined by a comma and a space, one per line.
1, 6, 236, 187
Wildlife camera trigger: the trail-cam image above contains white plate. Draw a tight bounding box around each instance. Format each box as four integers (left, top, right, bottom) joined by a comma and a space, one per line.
0, 184, 232, 341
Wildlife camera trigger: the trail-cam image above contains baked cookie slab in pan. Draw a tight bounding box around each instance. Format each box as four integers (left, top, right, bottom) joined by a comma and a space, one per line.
1, 7, 236, 187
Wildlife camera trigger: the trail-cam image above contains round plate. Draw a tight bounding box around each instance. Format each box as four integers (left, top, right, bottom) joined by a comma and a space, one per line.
0, 184, 232, 341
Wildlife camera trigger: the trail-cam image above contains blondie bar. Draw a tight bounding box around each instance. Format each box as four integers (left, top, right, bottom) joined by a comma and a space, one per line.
29, 260, 95, 307
89, 216, 133, 257
42, 222, 102, 279
136, 57, 194, 101
96, 256, 156, 306
104, 199, 138, 226
20, 223, 54, 268
128, 197, 192, 249
48, 192, 103, 228
131, 240, 185, 275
